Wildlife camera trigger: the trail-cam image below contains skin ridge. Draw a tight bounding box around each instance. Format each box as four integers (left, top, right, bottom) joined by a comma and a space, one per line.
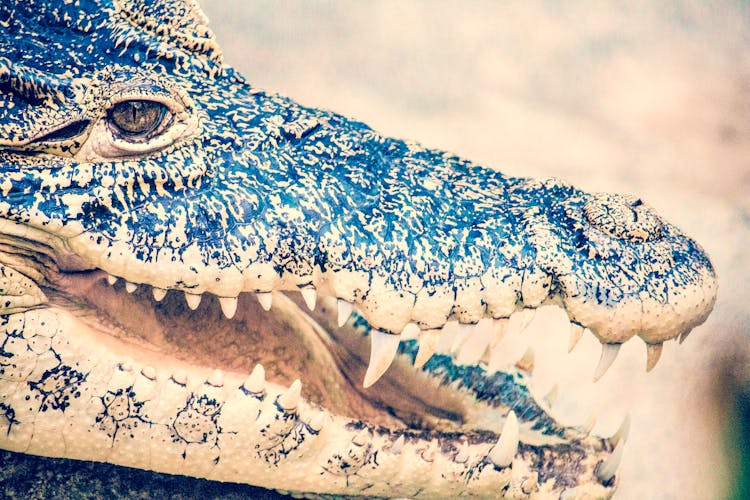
0, 0, 717, 498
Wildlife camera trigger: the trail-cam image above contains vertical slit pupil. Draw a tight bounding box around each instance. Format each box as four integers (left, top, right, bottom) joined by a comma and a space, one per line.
109, 100, 166, 136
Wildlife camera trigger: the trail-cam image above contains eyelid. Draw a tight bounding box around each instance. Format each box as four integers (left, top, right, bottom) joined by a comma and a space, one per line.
107, 91, 186, 117
71, 83, 199, 161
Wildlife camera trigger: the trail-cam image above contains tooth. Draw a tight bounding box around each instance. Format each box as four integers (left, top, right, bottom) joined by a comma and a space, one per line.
207, 369, 224, 387
488, 410, 519, 468
515, 347, 535, 374
390, 435, 405, 454
491, 318, 508, 348
352, 428, 370, 446
401, 322, 420, 340
185, 292, 202, 310
107, 274, 118, 285
415, 329, 439, 369
437, 321, 460, 352
678, 329, 692, 345
543, 383, 559, 407
277, 379, 301, 411
219, 297, 238, 319
451, 323, 475, 354
646, 343, 663, 372
596, 439, 625, 483
568, 323, 585, 353
125, 281, 138, 293
308, 412, 325, 432
513, 309, 536, 333
610, 413, 631, 447
300, 288, 316, 311
581, 415, 596, 435
456, 327, 492, 366
152, 287, 167, 302
256, 292, 273, 311
242, 364, 266, 394
593, 343, 621, 382
337, 299, 353, 327
363, 330, 401, 388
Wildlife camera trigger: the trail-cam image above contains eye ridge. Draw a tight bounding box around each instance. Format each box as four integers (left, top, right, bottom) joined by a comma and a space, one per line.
107, 100, 170, 140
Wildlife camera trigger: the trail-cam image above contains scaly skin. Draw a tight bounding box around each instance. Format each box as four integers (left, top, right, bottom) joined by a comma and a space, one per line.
0, 0, 717, 498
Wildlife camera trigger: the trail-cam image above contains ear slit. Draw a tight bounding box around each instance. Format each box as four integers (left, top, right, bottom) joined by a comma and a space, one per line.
32, 120, 91, 143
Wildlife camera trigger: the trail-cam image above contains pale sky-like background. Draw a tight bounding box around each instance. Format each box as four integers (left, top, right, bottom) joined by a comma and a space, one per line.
200, 1, 749, 498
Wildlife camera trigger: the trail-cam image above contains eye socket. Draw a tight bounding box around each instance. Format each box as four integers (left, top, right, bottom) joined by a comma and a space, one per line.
107, 100, 171, 141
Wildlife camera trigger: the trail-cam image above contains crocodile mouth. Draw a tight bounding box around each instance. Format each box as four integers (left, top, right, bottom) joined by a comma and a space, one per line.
30, 253, 627, 491
47, 269, 466, 431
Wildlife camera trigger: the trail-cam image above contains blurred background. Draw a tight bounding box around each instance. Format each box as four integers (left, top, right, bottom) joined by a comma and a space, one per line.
2, 1, 747, 499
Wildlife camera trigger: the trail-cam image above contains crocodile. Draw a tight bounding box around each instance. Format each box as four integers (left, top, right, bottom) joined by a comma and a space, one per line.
0, 0, 718, 498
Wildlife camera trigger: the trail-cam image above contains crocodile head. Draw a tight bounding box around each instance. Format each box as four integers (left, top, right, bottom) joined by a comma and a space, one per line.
0, 0, 718, 497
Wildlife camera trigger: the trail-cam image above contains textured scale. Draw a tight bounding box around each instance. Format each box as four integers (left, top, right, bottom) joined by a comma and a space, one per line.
0, 0, 718, 498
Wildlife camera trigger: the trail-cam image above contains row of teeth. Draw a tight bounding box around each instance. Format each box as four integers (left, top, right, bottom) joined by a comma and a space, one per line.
132, 358, 628, 486
106, 274, 670, 389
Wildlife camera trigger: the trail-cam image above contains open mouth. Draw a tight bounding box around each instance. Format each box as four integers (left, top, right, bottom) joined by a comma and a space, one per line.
23, 244, 629, 497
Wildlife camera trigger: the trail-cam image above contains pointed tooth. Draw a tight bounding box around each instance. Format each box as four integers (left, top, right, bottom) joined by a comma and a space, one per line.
363, 330, 401, 388
515, 347, 535, 374
437, 321, 460, 352
256, 292, 273, 311
568, 323, 585, 353
125, 281, 138, 293
415, 329, 440, 369
352, 428, 370, 446
185, 292, 202, 310
581, 415, 596, 436
593, 343, 621, 382
451, 323, 475, 354
513, 309, 536, 333
152, 287, 167, 302
337, 299, 353, 327
277, 379, 301, 411
390, 435, 405, 454
646, 343, 663, 372
107, 274, 118, 285
456, 327, 492, 366
543, 383, 559, 407
401, 322, 420, 340
218, 297, 238, 319
488, 410, 519, 468
308, 412, 326, 432
678, 329, 692, 345
300, 288, 316, 311
610, 413, 631, 447
596, 439, 625, 483
490, 318, 508, 348
242, 364, 266, 394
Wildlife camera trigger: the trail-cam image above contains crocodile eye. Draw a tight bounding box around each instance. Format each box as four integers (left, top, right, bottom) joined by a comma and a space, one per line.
107, 100, 172, 141
73, 88, 199, 161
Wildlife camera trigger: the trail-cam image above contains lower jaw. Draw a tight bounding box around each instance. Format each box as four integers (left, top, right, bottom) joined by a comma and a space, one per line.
0, 272, 618, 497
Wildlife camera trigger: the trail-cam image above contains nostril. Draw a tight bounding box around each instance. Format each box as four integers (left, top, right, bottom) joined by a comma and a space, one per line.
583, 193, 664, 243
